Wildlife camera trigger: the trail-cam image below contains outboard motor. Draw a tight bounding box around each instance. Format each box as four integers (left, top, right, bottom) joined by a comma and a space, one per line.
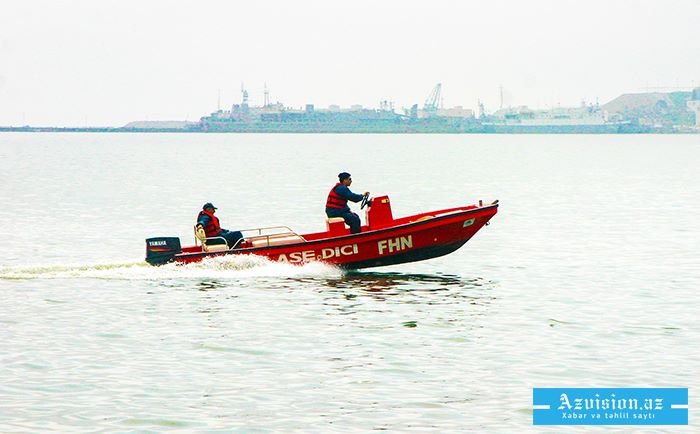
145, 237, 182, 265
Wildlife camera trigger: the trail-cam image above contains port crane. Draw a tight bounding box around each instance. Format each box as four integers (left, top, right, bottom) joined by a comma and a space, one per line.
423, 83, 442, 112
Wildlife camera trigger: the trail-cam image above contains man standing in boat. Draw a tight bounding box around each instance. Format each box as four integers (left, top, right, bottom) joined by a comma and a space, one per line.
196, 203, 243, 248
325, 172, 369, 234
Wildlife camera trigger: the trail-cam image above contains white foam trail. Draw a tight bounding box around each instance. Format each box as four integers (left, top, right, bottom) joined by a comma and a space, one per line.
0, 255, 343, 281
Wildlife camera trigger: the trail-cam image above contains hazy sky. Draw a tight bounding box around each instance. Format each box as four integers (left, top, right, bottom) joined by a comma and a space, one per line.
1, 0, 699, 126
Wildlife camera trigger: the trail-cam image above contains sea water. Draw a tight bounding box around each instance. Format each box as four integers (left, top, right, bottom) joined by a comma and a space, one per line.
1, 132, 698, 432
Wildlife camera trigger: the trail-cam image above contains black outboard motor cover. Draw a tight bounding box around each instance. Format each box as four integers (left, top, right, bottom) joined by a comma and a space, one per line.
145, 237, 182, 265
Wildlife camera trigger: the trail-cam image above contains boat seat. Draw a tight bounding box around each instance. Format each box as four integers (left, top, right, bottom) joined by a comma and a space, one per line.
204, 243, 229, 252
249, 233, 306, 248
326, 217, 350, 236
195, 226, 230, 252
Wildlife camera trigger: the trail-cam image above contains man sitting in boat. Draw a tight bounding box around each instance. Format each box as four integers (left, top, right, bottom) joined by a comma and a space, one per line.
325, 172, 369, 234
196, 202, 243, 249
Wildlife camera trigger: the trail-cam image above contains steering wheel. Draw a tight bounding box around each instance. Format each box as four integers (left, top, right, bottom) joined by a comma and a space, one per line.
360, 193, 371, 210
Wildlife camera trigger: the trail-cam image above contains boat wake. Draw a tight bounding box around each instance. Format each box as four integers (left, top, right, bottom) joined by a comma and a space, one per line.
0, 255, 343, 281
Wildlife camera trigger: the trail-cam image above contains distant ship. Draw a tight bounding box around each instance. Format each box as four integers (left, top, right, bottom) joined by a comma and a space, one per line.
480, 103, 643, 133
187, 85, 648, 134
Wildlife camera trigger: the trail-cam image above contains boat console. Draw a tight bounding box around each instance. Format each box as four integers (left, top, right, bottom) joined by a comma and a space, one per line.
366, 195, 394, 230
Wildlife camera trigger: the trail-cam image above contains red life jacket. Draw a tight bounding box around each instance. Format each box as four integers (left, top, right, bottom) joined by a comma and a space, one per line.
197, 210, 221, 237
326, 183, 348, 209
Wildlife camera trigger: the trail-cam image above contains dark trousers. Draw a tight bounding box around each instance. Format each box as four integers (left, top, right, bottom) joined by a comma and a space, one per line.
326, 208, 361, 234
220, 229, 244, 248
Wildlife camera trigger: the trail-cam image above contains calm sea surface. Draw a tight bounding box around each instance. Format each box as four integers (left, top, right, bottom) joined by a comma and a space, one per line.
1, 132, 698, 432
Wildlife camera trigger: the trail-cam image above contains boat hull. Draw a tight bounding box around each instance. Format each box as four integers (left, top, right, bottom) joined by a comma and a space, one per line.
148, 202, 498, 269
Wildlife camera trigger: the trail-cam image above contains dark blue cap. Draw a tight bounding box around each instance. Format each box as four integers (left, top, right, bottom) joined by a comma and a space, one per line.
203, 202, 217, 210
338, 172, 351, 181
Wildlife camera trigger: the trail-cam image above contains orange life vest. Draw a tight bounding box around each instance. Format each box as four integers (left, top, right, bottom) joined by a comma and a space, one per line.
197, 210, 221, 237
325, 183, 347, 209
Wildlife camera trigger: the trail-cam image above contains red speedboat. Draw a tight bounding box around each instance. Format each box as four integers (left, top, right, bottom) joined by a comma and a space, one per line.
145, 195, 498, 269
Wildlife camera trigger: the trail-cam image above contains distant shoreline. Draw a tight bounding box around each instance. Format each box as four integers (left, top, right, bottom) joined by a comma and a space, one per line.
1, 126, 698, 134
